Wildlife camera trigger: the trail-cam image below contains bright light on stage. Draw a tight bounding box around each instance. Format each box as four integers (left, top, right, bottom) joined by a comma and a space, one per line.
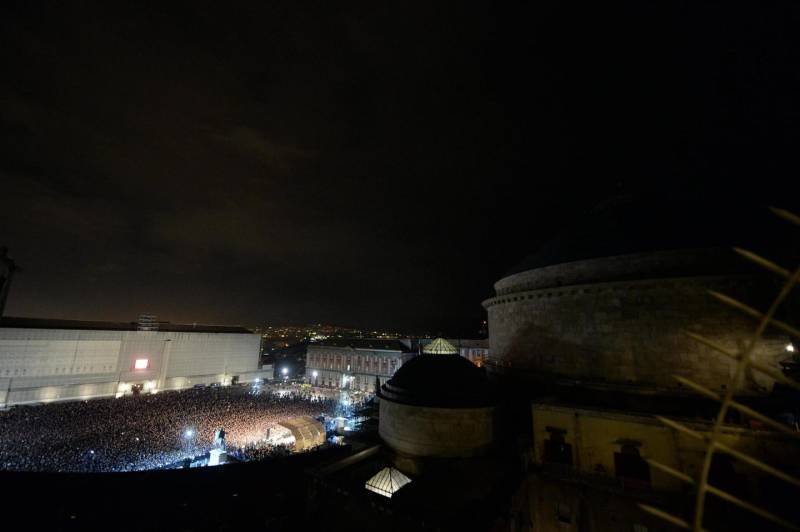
134, 358, 149, 370
208, 448, 226, 466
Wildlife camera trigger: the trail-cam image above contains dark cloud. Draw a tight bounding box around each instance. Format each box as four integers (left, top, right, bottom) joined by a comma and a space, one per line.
1, 1, 799, 332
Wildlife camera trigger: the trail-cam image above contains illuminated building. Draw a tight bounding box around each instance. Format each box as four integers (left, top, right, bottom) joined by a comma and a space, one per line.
0, 316, 270, 407
304, 337, 490, 393
304, 338, 416, 392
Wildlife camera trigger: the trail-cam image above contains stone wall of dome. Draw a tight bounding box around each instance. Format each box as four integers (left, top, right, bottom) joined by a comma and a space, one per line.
483, 250, 789, 395
494, 248, 745, 296
379, 400, 494, 458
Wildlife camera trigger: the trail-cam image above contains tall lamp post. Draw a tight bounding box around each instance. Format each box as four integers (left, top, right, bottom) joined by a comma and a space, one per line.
0, 247, 18, 318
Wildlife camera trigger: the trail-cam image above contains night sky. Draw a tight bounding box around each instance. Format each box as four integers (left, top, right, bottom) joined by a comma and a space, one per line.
2, 2, 799, 333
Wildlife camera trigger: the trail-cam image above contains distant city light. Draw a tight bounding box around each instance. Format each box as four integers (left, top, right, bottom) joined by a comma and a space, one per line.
134, 358, 149, 370
788, 344, 796, 353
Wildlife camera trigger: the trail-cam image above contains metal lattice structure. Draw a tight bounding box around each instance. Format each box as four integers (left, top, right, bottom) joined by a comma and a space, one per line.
639, 207, 800, 531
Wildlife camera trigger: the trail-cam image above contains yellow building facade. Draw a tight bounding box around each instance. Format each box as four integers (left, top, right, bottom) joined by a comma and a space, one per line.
526, 403, 800, 531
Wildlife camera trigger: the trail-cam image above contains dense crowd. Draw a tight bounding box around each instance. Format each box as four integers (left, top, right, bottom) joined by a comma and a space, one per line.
0, 385, 335, 473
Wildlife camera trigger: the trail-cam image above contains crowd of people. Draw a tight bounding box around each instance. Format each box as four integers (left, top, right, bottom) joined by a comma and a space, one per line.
0, 385, 335, 473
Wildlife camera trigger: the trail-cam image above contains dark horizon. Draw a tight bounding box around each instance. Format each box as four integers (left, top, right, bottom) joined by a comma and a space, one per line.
2, 2, 799, 334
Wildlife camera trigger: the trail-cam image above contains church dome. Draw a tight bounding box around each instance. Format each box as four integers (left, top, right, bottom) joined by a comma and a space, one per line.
504, 199, 792, 278
378, 353, 496, 460
379, 353, 492, 408
484, 199, 794, 395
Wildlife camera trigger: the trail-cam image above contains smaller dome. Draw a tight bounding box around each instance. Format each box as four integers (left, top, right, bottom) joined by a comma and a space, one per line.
422, 338, 458, 355
379, 354, 496, 459
380, 354, 493, 407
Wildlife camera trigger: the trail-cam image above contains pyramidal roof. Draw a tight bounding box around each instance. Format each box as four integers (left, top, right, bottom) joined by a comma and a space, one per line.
422, 337, 458, 355
365, 467, 412, 498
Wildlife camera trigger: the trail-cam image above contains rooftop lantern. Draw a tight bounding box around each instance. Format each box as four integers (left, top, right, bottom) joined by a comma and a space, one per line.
422, 337, 458, 355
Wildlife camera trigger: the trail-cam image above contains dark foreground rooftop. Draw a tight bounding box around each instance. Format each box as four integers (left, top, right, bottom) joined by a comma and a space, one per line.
0, 445, 351, 532
308, 444, 522, 531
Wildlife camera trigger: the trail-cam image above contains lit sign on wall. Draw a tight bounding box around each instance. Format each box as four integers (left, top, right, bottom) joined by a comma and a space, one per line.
134, 358, 149, 370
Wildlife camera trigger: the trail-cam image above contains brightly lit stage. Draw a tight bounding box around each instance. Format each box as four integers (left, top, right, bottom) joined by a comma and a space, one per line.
162, 416, 326, 470
265, 416, 326, 452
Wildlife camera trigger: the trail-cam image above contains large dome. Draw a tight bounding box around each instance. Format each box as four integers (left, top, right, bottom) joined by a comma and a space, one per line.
380, 354, 492, 408
505, 200, 793, 278
484, 200, 793, 395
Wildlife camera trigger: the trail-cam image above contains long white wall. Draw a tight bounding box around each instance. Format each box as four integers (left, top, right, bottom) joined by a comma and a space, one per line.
0, 327, 263, 406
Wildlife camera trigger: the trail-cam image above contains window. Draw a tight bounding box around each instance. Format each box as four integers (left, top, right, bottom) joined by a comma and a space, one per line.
614, 443, 650, 488
543, 428, 573, 466
709, 454, 746, 497
557, 503, 571, 524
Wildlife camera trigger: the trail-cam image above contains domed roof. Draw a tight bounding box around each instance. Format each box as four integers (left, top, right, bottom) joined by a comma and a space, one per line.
422, 338, 458, 355
505, 199, 794, 277
379, 354, 493, 408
